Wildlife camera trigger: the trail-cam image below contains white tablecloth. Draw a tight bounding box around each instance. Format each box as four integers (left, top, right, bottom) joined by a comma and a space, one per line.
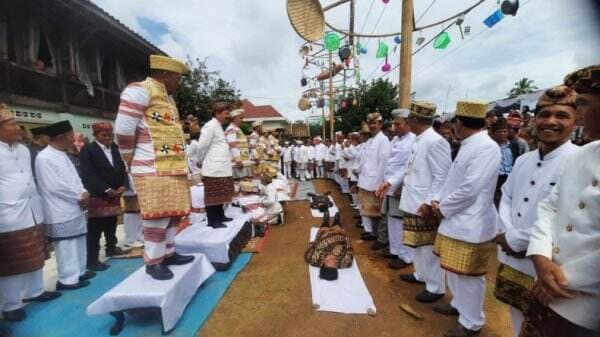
308, 228, 376, 315
175, 207, 251, 264
87, 253, 215, 331
310, 196, 339, 218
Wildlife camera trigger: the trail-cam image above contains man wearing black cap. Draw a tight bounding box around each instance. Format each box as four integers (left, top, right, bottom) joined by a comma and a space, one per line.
35, 120, 94, 290
28, 126, 49, 175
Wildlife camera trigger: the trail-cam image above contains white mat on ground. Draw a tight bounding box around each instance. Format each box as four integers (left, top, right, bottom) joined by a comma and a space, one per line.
175, 207, 250, 264
310, 196, 339, 218
87, 253, 215, 331
309, 227, 376, 315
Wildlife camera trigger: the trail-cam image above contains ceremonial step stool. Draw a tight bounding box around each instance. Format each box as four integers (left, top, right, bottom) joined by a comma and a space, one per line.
87, 253, 215, 335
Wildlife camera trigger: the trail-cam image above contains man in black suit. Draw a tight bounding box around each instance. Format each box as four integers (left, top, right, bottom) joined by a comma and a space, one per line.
79, 122, 129, 271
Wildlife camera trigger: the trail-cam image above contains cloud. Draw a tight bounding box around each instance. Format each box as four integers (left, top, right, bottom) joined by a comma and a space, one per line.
92, 0, 600, 122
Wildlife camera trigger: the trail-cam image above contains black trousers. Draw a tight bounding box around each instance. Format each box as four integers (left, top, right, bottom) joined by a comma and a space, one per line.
87, 216, 118, 265
206, 204, 225, 225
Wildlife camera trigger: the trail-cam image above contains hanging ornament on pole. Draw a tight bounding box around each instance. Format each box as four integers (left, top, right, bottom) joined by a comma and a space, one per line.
484, 9, 505, 28
381, 55, 391, 72
456, 14, 466, 40
433, 31, 451, 49
376, 40, 389, 58
382, 0, 390, 4
324, 32, 341, 51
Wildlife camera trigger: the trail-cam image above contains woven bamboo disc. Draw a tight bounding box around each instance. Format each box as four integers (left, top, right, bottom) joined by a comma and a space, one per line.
287, 0, 325, 42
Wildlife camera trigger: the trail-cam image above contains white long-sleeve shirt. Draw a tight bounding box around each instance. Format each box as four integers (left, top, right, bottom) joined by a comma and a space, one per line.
314, 143, 328, 162
357, 131, 391, 192
297, 145, 310, 164
282, 146, 292, 163
527, 140, 600, 332
498, 141, 577, 276
307, 145, 315, 161
437, 131, 501, 243
35, 145, 86, 224
0, 141, 42, 232
384, 132, 415, 196
197, 118, 232, 177
399, 127, 451, 214
344, 144, 360, 181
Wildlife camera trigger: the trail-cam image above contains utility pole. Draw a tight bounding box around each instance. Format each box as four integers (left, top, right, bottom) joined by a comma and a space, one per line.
399, 0, 414, 108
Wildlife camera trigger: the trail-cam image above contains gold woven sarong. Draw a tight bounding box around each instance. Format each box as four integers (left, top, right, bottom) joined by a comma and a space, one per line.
433, 234, 494, 276
133, 175, 191, 220
402, 212, 439, 247
358, 188, 382, 217
494, 263, 535, 312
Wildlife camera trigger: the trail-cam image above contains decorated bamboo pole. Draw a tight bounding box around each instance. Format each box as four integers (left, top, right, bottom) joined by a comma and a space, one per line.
399, 0, 414, 108
328, 49, 335, 141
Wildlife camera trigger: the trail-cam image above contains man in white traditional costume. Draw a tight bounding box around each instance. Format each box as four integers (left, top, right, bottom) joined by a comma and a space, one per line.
115, 55, 194, 280
357, 113, 391, 242
375, 108, 416, 270
0, 105, 60, 323
296, 140, 310, 181
338, 137, 351, 194
313, 136, 327, 179
306, 138, 315, 180
431, 101, 501, 337
492, 86, 578, 337
333, 131, 344, 186
197, 102, 235, 229
36, 120, 95, 290
344, 133, 361, 208
225, 109, 251, 180
520, 65, 600, 337
282, 141, 292, 179
399, 101, 451, 304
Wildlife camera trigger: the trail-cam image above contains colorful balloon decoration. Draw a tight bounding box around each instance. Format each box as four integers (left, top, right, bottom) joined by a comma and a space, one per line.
376, 41, 389, 58
382, 0, 390, 3
394, 36, 401, 44
324, 32, 341, 51
381, 58, 391, 72
433, 31, 451, 49
484, 9, 504, 28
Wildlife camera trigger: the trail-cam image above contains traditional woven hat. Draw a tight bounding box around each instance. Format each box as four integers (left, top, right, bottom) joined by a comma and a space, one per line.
286, 0, 325, 42
44, 120, 73, 137
0, 104, 13, 124
564, 64, 600, 94
298, 97, 311, 111
252, 120, 263, 128
537, 85, 578, 110
456, 101, 488, 119
91, 121, 112, 134
366, 112, 382, 122
391, 108, 410, 119
150, 55, 189, 75
409, 101, 437, 119
229, 109, 244, 119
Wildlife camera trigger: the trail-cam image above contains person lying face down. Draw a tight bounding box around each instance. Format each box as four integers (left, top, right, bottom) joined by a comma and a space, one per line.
305, 225, 354, 281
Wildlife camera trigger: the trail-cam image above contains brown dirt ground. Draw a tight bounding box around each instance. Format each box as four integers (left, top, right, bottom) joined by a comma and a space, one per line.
199, 179, 512, 337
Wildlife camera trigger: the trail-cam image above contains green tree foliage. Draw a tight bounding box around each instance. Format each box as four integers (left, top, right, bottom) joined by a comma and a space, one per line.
335, 78, 398, 133
507, 77, 539, 98
175, 57, 241, 122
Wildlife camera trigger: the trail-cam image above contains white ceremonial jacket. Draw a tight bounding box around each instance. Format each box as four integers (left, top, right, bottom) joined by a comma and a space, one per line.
344, 144, 360, 181
35, 145, 86, 224
282, 146, 292, 163
399, 127, 451, 215
437, 131, 501, 243
314, 143, 328, 163
358, 131, 391, 192
0, 141, 43, 233
297, 145, 310, 164
527, 140, 600, 332
384, 132, 416, 196
186, 139, 201, 174
197, 118, 233, 177
498, 142, 578, 276
307, 145, 315, 161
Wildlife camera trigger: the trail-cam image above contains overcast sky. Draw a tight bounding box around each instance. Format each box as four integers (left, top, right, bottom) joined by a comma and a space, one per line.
93, 0, 600, 122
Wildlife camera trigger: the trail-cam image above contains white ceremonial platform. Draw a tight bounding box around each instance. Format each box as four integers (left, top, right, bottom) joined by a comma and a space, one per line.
308, 227, 376, 315
87, 253, 215, 334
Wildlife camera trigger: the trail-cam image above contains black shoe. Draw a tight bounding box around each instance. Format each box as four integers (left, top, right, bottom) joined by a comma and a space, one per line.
361, 233, 377, 241
388, 258, 411, 269
145, 263, 173, 280
370, 241, 388, 251
163, 253, 194, 266
221, 216, 234, 222
2, 309, 26, 322
79, 270, 96, 282
400, 274, 425, 284
22, 291, 61, 303
415, 290, 444, 303
106, 247, 130, 257
433, 303, 459, 316
208, 221, 227, 229
380, 250, 397, 259
443, 323, 481, 337
87, 261, 110, 271
56, 280, 90, 290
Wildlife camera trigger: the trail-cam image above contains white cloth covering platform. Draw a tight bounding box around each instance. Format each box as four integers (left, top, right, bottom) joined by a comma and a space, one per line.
308, 228, 376, 315
87, 253, 215, 334
175, 206, 252, 270
310, 196, 339, 218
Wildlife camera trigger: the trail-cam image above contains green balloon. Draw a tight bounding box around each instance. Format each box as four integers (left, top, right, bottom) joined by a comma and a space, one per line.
324, 32, 341, 51
376, 41, 389, 58
433, 32, 451, 49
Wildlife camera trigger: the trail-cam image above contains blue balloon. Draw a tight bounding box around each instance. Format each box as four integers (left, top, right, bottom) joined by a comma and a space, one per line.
361, 48, 368, 54
394, 36, 401, 44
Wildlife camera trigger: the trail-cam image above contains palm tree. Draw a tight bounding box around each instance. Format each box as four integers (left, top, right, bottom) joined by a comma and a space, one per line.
508, 78, 539, 98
